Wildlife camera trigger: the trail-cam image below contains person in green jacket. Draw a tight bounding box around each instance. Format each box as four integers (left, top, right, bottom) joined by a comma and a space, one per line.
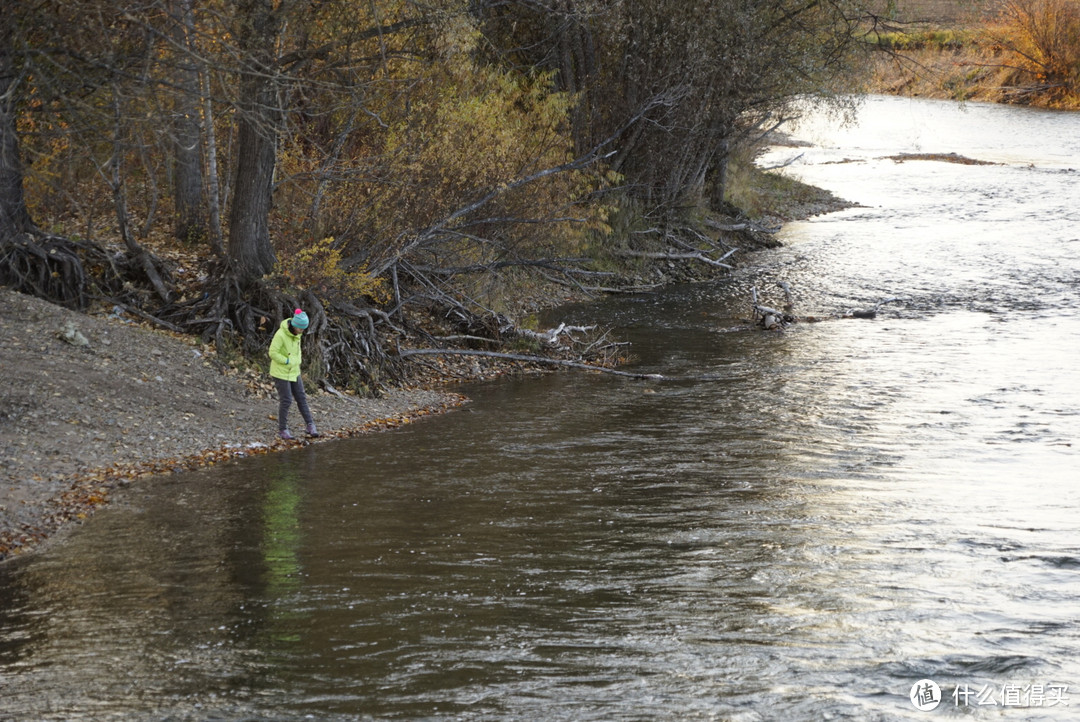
268, 308, 318, 440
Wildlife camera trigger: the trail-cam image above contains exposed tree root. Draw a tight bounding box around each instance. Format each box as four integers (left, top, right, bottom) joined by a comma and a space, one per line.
3, 233, 628, 394
0, 233, 90, 309
158, 269, 398, 394
0, 231, 174, 311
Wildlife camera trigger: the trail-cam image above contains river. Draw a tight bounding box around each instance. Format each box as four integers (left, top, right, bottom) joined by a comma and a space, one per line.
1, 96, 1079, 720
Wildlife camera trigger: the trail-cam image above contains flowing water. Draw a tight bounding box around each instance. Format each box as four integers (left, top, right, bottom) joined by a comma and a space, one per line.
2, 96, 1079, 720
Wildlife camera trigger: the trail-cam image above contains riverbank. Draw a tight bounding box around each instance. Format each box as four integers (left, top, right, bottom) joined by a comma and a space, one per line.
0, 285, 470, 560
862, 0, 1080, 109
0, 170, 850, 562
866, 40, 1031, 105
3, 95, 1077, 722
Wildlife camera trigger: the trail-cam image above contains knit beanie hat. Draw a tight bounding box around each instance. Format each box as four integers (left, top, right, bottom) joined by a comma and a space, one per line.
291, 308, 310, 329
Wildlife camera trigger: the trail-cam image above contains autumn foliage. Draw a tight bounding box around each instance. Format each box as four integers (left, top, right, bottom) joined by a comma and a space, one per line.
987, 0, 1080, 106
864, 0, 1080, 108
1, 0, 864, 388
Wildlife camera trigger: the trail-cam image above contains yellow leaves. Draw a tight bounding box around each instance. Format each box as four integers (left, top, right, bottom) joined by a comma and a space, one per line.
434, 10, 482, 59
275, 236, 391, 304
21, 126, 73, 213
381, 54, 582, 217
267, 5, 609, 272
984, 0, 1080, 105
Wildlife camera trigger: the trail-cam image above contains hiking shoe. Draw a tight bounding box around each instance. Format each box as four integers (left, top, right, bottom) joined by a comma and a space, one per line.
279, 429, 295, 440
306, 423, 319, 437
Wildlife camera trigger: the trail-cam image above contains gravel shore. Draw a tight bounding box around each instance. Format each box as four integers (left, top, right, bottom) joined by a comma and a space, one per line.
0, 287, 464, 560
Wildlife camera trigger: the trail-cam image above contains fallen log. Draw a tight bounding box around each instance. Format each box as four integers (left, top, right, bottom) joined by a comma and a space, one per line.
397, 348, 664, 379
614, 250, 734, 269
705, 218, 781, 234
111, 301, 185, 333
514, 322, 598, 346
749, 284, 906, 327
582, 284, 664, 294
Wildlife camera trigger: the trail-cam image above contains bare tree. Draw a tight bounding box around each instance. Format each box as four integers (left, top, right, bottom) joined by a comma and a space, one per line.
171, 0, 209, 247
475, 0, 864, 212
0, 7, 34, 239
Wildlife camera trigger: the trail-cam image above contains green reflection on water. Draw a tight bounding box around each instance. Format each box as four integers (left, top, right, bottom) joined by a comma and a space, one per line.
260, 459, 306, 645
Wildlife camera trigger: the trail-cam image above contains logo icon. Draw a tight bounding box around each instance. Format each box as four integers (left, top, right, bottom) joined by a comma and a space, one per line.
911, 679, 942, 711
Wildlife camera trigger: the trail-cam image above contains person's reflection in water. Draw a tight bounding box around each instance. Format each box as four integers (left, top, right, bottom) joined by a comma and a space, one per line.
260, 453, 312, 645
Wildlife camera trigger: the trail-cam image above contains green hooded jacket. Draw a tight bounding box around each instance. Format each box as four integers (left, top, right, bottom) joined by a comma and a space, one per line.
268, 318, 302, 381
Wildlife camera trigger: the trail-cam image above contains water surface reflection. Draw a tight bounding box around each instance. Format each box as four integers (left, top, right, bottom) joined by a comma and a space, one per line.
1, 96, 1079, 720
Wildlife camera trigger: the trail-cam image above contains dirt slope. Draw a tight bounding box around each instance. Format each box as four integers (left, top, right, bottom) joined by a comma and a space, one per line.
0, 286, 461, 560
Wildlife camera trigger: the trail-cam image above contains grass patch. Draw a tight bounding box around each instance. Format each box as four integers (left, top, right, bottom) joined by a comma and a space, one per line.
726, 156, 850, 223
871, 29, 974, 50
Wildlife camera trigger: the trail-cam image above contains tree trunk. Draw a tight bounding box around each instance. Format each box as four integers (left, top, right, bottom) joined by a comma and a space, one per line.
110, 87, 172, 305
227, 0, 281, 282
172, 0, 207, 246
708, 137, 730, 210
0, 8, 34, 240
201, 67, 225, 257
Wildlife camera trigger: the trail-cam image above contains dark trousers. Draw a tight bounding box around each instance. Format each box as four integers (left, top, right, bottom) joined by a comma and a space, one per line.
275, 377, 313, 431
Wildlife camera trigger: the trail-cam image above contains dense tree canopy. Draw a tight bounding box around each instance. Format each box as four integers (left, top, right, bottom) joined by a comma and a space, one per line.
474, 0, 863, 209
0, 0, 867, 386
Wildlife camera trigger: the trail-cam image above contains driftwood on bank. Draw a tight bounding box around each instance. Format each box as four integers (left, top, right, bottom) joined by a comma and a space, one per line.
705, 217, 781, 234
615, 222, 744, 273
110, 301, 184, 333
579, 283, 664, 294
395, 348, 750, 384
513, 322, 597, 346
751, 283, 905, 329
396, 348, 664, 379
614, 249, 734, 269
663, 232, 741, 269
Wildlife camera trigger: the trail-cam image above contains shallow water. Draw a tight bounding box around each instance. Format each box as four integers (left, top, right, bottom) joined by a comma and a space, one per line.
2, 96, 1079, 720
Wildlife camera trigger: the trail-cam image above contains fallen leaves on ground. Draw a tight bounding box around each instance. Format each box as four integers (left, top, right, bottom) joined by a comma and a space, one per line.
0, 395, 467, 560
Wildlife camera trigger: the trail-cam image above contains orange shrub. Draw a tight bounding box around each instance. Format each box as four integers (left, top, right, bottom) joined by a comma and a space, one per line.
988, 0, 1080, 106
